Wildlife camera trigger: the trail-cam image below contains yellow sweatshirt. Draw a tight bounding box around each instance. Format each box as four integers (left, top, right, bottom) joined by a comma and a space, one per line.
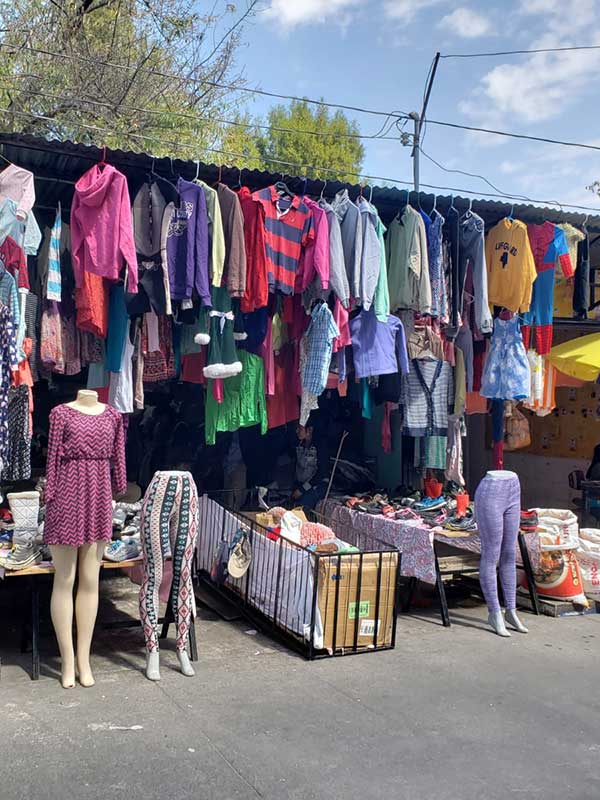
485, 218, 537, 313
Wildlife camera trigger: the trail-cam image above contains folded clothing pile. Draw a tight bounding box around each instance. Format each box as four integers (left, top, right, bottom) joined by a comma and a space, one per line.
520, 509, 538, 532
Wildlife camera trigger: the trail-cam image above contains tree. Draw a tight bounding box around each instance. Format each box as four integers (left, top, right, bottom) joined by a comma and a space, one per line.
257, 100, 365, 182
0, 0, 260, 158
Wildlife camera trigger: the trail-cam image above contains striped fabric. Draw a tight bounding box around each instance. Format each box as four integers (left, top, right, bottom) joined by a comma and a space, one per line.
253, 186, 314, 295
46, 204, 62, 301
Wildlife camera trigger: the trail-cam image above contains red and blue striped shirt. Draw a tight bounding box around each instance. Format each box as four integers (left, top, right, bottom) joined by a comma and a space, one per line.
253, 186, 314, 295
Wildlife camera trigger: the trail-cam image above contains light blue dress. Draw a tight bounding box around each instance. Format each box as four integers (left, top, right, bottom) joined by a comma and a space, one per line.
480, 316, 530, 400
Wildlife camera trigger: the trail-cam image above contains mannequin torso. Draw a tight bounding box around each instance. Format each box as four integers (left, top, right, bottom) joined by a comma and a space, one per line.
66, 389, 106, 416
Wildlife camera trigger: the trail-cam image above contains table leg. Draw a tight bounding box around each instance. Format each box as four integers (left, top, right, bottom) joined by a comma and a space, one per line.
435, 554, 451, 628
31, 578, 40, 681
402, 577, 418, 613
518, 533, 541, 616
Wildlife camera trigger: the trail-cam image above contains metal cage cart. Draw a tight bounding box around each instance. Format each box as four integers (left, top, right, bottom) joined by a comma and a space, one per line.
195, 493, 401, 659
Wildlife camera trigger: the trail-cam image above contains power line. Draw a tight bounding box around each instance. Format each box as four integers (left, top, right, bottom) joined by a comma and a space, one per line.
423, 117, 600, 152
0, 81, 399, 143
4, 107, 600, 215
441, 45, 600, 59
0, 42, 409, 123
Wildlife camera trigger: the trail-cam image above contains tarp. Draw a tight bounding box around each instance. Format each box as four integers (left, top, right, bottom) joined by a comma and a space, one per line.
548, 334, 600, 382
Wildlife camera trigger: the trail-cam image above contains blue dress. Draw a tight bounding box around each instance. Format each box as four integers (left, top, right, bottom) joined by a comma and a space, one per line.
480, 316, 530, 400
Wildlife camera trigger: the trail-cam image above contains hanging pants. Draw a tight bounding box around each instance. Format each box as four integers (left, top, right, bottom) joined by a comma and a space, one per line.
139, 471, 199, 652
474, 473, 521, 613
521, 268, 554, 355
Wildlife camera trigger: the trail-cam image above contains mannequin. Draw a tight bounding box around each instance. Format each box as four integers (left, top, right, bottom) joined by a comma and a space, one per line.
139, 470, 199, 681
45, 390, 127, 688
474, 469, 529, 637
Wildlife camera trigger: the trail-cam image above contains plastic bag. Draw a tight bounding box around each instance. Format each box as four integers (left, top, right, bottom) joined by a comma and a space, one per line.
577, 529, 600, 600
534, 508, 580, 550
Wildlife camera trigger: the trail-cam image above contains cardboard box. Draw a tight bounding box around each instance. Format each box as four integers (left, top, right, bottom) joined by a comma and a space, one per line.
317, 551, 398, 651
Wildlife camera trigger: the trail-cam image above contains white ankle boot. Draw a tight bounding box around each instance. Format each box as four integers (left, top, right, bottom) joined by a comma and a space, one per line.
7, 492, 40, 546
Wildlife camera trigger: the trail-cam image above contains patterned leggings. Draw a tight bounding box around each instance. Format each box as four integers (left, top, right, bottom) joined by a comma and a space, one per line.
474, 473, 521, 613
139, 471, 199, 652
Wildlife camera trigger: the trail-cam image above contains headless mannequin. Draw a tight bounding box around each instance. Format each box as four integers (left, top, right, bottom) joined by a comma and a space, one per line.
49, 390, 107, 688
476, 470, 529, 638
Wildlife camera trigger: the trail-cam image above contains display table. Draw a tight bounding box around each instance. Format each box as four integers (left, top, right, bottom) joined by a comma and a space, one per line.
2, 557, 197, 680
319, 500, 541, 626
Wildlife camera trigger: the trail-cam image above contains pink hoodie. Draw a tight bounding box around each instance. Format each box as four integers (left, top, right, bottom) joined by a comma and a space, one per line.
71, 164, 138, 293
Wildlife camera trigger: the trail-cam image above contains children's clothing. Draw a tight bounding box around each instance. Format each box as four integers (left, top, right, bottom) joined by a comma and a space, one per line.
480, 316, 530, 401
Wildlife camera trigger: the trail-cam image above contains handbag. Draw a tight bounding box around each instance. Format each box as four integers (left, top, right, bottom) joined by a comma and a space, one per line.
504, 406, 531, 451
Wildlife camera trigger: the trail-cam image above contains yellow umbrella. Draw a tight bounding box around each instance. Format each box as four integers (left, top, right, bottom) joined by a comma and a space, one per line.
547, 333, 600, 382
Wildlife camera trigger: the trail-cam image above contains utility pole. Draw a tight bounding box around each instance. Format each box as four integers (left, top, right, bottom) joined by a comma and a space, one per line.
410, 52, 441, 195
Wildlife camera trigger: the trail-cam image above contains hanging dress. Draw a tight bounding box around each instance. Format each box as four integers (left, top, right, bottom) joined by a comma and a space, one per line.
480, 316, 530, 401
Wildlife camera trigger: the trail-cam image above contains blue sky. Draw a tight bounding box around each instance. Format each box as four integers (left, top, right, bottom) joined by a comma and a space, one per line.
234, 0, 600, 213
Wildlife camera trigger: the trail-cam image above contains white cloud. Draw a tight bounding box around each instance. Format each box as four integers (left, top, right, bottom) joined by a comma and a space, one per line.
438, 7, 491, 38
264, 0, 359, 29
383, 0, 444, 23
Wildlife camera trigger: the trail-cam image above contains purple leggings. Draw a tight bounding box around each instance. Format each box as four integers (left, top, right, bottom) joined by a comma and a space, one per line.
474, 474, 521, 613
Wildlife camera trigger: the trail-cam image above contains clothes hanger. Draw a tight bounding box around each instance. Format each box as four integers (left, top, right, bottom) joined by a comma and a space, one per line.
319, 179, 327, 201
507, 203, 515, 221
98, 144, 107, 169
0, 148, 11, 168
367, 185, 374, 204
300, 177, 307, 197
397, 188, 409, 219
274, 173, 294, 199
236, 167, 244, 189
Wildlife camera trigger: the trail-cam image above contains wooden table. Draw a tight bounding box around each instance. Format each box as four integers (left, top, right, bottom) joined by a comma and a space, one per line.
3, 557, 198, 680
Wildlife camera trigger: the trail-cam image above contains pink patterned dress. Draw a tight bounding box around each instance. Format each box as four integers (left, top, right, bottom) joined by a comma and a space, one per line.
44, 404, 126, 547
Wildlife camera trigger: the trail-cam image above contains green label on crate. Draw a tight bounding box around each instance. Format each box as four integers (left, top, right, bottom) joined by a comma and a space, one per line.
349, 601, 370, 619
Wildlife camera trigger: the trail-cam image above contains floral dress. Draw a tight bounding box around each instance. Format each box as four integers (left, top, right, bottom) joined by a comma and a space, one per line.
0, 303, 19, 473
480, 316, 531, 400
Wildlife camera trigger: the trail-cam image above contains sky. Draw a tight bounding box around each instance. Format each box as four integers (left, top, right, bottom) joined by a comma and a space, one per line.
233, 0, 600, 214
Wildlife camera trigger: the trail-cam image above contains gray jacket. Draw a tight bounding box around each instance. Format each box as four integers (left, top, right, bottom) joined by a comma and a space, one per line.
331, 189, 362, 301
459, 212, 493, 335
319, 198, 350, 307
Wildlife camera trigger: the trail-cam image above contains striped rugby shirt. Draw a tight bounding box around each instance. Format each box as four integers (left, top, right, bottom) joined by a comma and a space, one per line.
253, 186, 314, 295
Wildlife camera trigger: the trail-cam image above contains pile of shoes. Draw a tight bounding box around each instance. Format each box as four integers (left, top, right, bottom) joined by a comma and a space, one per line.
112, 501, 142, 539
0, 492, 43, 571
443, 511, 477, 533
104, 535, 141, 562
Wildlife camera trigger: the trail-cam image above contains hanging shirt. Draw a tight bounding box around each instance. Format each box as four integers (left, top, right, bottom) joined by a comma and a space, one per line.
330, 189, 362, 301
0, 267, 19, 334
253, 186, 314, 296
386, 206, 431, 314
195, 179, 226, 288
350, 309, 409, 379
71, 164, 138, 293
296, 197, 330, 293
237, 187, 268, 312
0, 163, 35, 219
0, 197, 41, 256
302, 302, 339, 396
217, 183, 247, 297
356, 197, 382, 311
485, 218, 537, 312
459, 212, 493, 335
204, 349, 267, 445
402, 359, 454, 437
555, 223, 584, 317
167, 178, 210, 306
0, 235, 28, 290
319, 198, 350, 307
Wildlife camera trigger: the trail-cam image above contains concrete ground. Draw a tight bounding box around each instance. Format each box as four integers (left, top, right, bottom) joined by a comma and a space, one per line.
1, 574, 599, 800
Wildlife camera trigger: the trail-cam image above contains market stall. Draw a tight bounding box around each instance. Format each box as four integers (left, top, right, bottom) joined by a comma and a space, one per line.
1, 130, 600, 683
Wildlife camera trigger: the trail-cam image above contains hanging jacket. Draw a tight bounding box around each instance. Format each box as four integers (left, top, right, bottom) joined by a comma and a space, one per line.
166, 178, 210, 306
331, 189, 362, 301
386, 206, 431, 315
71, 164, 138, 293
459, 212, 493, 335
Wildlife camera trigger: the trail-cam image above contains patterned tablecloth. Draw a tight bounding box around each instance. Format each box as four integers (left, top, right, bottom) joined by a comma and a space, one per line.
319, 500, 540, 586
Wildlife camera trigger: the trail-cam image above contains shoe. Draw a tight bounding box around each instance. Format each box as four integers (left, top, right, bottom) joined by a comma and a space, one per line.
401, 491, 422, 507
104, 538, 141, 562
0, 544, 42, 571
444, 514, 477, 532
414, 496, 446, 512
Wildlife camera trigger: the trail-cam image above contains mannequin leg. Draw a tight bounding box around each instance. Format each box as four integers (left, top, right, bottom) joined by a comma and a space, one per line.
475, 480, 510, 637
49, 545, 78, 688
170, 475, 199, 676
139, 474, 176, 680
75, 542, 105, 687
500, 488, 529, 633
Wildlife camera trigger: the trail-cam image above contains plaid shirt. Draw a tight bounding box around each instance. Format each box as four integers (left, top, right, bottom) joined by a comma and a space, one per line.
302, 302, 339, 396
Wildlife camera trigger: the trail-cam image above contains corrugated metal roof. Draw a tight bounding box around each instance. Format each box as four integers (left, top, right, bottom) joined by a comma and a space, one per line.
2, 131, 600, 231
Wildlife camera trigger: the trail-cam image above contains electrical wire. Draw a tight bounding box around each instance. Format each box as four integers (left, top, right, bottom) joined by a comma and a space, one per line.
0, 42, 410, 122
3, 107, 600, 215
0, 80, 401, 143
418, 145, 532, 201
441, 45, 600, 59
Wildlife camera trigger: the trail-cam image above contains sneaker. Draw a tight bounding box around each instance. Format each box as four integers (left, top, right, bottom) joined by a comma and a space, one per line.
414, 496, 446, 512
104, 538, 141, 562
444, 514, 477, 532
401, 491, 422, 507
0, 544, 42, 570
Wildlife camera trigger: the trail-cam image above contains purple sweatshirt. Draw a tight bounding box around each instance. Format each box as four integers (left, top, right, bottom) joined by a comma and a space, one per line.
166, 178, 210, 306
